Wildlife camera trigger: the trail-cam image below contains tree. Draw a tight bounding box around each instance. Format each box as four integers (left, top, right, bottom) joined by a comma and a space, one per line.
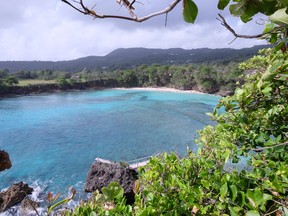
56, 78, 72, 89
117, 70, 138, 87
4, 76, 19, 86
80, 67, 93, 82
0, 69, 9, 79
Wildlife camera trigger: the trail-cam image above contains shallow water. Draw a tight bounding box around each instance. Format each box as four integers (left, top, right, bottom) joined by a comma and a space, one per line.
0, 89, 220, 213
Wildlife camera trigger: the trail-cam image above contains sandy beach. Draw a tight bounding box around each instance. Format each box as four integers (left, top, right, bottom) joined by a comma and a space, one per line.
114, 87, 206, 94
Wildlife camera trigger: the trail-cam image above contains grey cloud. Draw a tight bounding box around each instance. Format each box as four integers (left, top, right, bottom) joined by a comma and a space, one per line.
0, 0, 266, 61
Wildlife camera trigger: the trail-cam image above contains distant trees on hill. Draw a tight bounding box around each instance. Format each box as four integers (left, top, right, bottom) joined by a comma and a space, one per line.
14, 69, 71, 80
79, 63, 242, 94
0, 62, 243, 95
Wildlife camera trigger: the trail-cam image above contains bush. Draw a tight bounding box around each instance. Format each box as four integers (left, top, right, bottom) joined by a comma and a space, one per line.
64, 49, 287, 215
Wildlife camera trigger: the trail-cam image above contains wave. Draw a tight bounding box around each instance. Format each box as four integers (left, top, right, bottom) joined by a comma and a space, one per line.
0, 179, 87, 216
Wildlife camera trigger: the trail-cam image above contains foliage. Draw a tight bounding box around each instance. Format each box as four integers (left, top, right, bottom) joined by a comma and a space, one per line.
116, 70, 139, 87
7, 62, 242, 94
0, 69, 9, 78
81, 63, 242, 93
66, 182, 133, 216
14, 69, 71, 81
0, 70, 19, 93
216, 0, 288, 53
4, 76, 19, 86
56, 78, 74, 89
63, 49, 287, 216
141, 48, 288, 215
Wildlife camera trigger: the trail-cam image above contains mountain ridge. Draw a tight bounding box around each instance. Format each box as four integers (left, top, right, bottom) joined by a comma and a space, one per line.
0, 45, 269, 73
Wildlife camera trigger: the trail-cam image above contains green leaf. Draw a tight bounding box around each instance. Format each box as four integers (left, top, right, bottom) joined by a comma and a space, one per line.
201, 179, 210, 189
223, 149, 230, 163
247, 189, 264, 208
240, 3, 258, 22
269, 33, 278, 43
183, 0, 198, 23
206, 112, 215, 119
230, 185, 238, 201
102, 182, 124, 201
239, 191, 245, 207
90, 212, 97, 216
263, 22, 275, 33
246, 210, 260, 216
229, 207, 238, 216
138, 209, 149, 216
213, 108, 218, 116
270, 8, 288, 25
220, 182, 228, 197
261, 86, 272, 94
263, 193, 272, 202
283, 207, 288, 215
218, 0, 230, 10
229, 2, 247, 16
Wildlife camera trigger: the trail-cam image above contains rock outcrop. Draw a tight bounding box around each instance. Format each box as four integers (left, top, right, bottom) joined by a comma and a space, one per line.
0, 150, 12, 171
0, 182, 33, 212
85, 158, 138, 204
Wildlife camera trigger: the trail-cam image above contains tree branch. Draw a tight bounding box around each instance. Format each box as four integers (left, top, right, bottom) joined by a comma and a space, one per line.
61, 0, 182, 23
61, 0, 88, 15
251, 141, 288, 152
217, 13, 267, 41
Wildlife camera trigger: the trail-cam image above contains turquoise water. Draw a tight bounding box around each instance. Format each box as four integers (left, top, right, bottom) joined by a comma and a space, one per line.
0, 89, 220, 208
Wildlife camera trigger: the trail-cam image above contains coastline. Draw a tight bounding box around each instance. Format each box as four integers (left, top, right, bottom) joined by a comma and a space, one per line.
114, 87, 207, 95
1, 82, 230, 99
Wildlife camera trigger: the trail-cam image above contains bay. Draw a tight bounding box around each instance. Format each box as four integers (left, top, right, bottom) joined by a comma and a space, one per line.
0, 89, 220, 212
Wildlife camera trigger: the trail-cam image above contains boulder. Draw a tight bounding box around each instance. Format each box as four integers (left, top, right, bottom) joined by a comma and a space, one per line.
0, 150, 12, 171
85, 158, 138, 204
0, 182, 33, 212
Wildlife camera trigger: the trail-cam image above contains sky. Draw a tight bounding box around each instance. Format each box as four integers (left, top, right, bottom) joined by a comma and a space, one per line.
0, 0, 268, 61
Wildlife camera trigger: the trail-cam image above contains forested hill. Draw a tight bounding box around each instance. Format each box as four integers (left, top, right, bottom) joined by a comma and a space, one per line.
1, 45, 269, 73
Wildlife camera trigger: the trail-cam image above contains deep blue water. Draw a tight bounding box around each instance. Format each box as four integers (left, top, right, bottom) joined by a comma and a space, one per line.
0, 89, 220, 210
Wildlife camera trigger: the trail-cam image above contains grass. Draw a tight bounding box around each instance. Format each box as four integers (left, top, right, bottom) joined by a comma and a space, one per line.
17, 79, 56, 86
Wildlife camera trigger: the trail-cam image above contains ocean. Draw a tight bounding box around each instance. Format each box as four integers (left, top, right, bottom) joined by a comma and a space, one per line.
0, 89, 220, 215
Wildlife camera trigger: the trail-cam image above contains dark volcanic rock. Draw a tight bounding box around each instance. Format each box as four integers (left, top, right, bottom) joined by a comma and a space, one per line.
0, 150, 12, 171
85, 158, 138, 204
0, 182, 33, 212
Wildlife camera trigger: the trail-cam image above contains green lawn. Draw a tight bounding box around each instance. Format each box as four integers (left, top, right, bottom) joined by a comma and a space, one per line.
17, 79, 56, 86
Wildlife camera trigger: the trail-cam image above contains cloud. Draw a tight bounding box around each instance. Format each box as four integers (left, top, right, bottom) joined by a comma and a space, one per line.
0, 0, 267, 61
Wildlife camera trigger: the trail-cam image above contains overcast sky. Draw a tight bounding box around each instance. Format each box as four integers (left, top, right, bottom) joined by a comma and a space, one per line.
0, 0, 268, 61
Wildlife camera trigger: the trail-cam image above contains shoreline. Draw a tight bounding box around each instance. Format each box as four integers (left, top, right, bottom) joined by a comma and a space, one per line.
114, 87, 208, 95
1, 84, 229, 99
